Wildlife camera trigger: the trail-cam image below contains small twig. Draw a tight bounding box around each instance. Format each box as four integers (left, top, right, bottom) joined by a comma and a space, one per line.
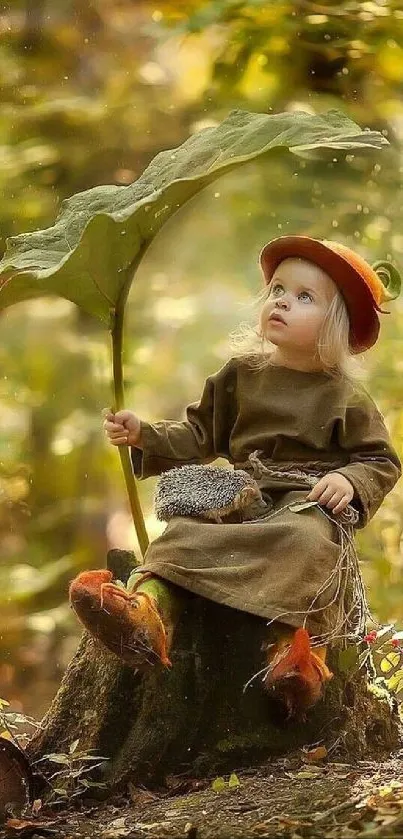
313, 794, 362, 823
325, 734, 344, 756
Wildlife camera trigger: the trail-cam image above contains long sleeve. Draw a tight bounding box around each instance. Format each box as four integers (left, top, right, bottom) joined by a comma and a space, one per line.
131, 358, 238, 479
333, 388, 401, 527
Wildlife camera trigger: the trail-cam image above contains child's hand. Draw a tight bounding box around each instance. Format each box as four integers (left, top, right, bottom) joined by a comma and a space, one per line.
102, 408, 141, 447
307, 472, 354, 515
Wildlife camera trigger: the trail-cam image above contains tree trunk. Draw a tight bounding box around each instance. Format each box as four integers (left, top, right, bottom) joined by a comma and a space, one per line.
27, 550, 400, 792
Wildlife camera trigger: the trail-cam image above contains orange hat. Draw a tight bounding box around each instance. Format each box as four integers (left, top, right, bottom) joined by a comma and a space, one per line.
259, 235, 401, 352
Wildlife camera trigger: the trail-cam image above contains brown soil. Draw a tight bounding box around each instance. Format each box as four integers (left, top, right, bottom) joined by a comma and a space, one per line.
6, 750, 403, 839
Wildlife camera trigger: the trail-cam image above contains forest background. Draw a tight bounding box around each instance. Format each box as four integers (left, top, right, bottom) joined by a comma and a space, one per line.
1, 0, 403, 723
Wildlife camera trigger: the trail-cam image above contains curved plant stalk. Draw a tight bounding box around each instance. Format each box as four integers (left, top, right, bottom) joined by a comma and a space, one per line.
0, 110, 390, 557
110, 259, 149, 558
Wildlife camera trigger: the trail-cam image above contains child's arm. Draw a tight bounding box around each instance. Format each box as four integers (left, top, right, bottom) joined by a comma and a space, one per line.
130, 358, 238, 479
331, 391, 401, 527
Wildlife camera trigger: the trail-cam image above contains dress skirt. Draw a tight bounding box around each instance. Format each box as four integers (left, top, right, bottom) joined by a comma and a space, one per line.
136, 490, 340, 636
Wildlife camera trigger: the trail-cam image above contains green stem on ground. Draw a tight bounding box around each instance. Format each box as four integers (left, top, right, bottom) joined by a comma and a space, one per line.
110, 258, 150, 558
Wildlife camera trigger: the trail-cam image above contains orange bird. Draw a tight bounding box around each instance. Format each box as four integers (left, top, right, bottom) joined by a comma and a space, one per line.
69, 569, 171, 670
263, 627, 333, 720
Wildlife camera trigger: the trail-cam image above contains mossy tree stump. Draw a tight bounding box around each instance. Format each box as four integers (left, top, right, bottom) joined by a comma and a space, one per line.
27, 550, 400, 792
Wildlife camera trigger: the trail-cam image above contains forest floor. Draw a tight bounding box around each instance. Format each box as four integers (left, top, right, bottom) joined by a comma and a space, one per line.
5, 749, 403, 839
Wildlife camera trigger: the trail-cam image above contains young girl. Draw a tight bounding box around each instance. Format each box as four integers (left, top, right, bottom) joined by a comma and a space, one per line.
70, 235, 401, 717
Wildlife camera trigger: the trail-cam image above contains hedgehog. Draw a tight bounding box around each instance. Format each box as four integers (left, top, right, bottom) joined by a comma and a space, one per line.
154, 463, 268, 522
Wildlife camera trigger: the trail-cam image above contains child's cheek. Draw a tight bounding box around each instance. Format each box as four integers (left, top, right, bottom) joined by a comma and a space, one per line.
259, 308, 268, 331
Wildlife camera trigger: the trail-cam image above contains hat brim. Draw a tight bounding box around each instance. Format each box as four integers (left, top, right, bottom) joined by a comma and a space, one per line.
259, 235, 380, 352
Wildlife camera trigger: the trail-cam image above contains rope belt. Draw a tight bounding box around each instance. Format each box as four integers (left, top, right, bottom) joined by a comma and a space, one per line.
235, 450, 349, 482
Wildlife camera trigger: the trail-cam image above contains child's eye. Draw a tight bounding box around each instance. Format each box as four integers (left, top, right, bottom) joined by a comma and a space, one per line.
298, 291, 313, 302
271, 283, 284, 296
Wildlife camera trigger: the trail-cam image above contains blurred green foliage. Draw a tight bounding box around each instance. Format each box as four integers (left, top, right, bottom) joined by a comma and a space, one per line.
0, 0, 402, 718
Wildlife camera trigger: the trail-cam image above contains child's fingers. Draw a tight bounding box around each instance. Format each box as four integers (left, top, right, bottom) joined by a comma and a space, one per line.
324, 491, 342, 509
106, 432, 129, 445
307, 478, 328, 501
101, 407, 114, 420
102, 415, 117, 427
104, 420, 126, 432
331, 495, 350, 515
108, 431, 129, 441
101, 408, 131, 446
312, 485, 335, 505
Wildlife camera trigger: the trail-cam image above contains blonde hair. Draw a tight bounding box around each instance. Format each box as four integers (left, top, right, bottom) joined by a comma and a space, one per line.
229, 283, 364, 381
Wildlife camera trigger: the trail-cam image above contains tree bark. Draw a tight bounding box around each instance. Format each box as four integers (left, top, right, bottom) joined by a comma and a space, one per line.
27, 550, 400, 792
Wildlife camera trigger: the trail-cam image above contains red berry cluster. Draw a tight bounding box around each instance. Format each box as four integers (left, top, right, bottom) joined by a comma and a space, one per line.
363, 630, 378, 643
363, 630, 403, 650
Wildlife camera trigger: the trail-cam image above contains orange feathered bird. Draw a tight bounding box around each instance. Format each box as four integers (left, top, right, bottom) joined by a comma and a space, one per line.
263, 627, 333, 720
69, 569, 171, 670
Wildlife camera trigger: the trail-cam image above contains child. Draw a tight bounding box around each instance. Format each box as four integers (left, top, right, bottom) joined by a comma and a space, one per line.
70, 235, 401, 717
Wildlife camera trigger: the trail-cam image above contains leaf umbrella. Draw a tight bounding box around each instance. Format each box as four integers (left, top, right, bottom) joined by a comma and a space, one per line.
0, 109, 389, 557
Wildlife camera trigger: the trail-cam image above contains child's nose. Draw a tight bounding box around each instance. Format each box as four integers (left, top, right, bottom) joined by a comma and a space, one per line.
275, 296, 289, 309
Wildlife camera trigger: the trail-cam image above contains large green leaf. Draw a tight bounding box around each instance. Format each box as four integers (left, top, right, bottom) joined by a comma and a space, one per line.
0, 109, 388, 326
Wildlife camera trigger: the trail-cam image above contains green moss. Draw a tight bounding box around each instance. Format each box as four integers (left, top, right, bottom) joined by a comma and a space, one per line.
126, 573, 185, 628
216, 729, 268, 753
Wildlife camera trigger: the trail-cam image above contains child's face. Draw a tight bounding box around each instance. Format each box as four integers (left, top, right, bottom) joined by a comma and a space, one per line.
259, 258, 337, 357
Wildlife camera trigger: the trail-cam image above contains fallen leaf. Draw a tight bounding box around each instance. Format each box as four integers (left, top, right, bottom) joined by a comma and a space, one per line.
128, 784, 158, 806
135, 822, 172, 831
5, 818, 57, 836
294, 768, 324, 778
302, 745, 328, 763
101, 817, 131, 839
211, 776, 227, 792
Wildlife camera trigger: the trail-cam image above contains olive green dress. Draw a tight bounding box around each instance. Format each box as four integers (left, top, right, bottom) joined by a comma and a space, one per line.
131, 358, 401, 635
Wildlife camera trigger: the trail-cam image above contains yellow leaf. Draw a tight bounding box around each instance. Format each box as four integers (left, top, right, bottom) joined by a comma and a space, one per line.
380, 652, 400, 673
211, 777, 227, 792
386, 669, 403, 691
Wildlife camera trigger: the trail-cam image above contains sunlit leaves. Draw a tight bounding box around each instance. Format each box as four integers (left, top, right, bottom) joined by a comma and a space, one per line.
157, 0, 403, 127
0, 557, 73, 605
